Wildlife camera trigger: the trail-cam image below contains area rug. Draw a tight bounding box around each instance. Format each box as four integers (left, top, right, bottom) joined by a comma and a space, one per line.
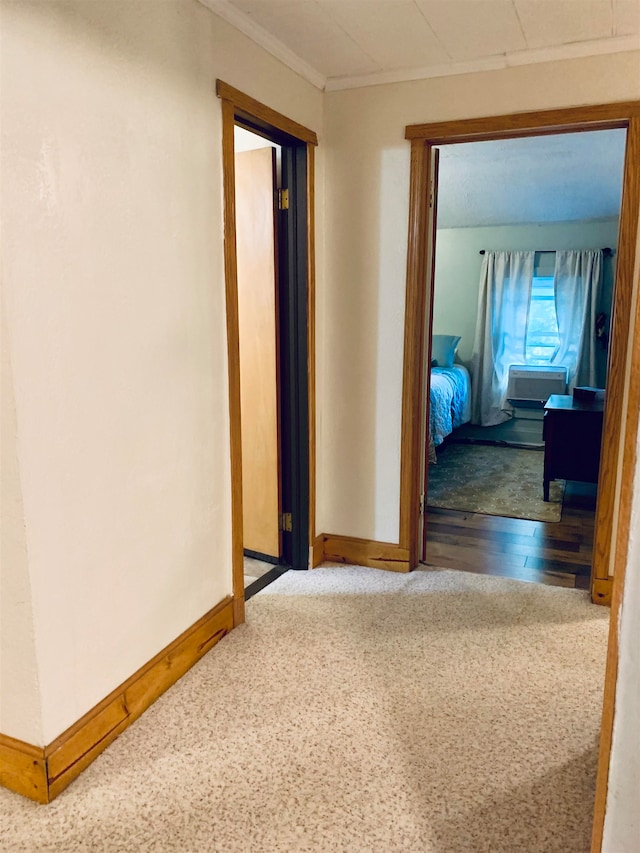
428, 442, 564, 521
0, 567, 608, 853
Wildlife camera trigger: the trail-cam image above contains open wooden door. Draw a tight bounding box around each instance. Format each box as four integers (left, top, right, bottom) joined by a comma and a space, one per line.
419, 146, 440, 562
235, 147, 281, 560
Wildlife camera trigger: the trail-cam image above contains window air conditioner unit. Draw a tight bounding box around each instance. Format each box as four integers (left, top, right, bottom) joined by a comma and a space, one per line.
506, 365, 567, 408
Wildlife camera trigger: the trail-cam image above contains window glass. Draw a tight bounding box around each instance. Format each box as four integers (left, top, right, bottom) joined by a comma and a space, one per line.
525, 276, 559, 364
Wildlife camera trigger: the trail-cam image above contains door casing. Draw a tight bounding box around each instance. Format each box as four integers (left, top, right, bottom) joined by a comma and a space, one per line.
217, 81, 318, 625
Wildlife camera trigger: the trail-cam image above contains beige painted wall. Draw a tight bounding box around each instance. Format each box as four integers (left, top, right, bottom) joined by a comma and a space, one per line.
319, 50, 640, 543
1, 306, 43, 745
0, 0, 322, 745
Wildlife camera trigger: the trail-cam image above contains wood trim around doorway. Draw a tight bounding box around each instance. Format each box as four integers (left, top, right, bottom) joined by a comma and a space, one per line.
216, 82, 318, 147
591, 118, 640, 853
219, 97, 246, 627
591, 116, 640, 598
402, 102, 640, 853
398, 139, 430, 564
404, 101, 640, 143
217, 82, 318, 618
402, 102, 640, 583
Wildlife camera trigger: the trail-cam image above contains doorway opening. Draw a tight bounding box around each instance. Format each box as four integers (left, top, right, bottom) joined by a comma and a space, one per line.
218, 82, 318, 622
420, 129, 626, 591
234, 126, 287, 597
400, 104, 640, 604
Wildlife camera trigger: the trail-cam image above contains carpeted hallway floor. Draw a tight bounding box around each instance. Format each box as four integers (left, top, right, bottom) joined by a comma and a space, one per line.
0, 567, 609, 852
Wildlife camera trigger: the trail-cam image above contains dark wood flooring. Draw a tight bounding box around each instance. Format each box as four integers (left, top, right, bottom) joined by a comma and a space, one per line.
422, 481, 596, 589
453, 414, 545, 448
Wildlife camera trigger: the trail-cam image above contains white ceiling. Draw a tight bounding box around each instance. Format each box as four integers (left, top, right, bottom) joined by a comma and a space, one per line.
202, 0, 640, 90
437, 128, 627, 228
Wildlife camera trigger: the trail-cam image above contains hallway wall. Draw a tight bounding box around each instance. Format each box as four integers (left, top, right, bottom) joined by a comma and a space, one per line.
0, 0, 322, 745
319, 50, 640, 543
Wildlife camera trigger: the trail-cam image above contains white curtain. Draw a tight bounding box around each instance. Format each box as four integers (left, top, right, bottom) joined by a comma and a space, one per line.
552, 249, 603, 391
471, 251, 535, 426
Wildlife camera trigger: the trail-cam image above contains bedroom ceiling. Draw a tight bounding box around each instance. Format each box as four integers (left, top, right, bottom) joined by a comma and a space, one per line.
436, 128, 627, 228
202, 0, 640, 90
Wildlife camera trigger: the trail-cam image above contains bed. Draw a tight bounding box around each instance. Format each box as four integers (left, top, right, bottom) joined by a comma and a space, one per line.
429, 364, 472, 462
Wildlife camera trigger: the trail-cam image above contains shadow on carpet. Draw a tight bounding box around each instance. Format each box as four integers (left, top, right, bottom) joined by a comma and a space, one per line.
428, 442, 564, 522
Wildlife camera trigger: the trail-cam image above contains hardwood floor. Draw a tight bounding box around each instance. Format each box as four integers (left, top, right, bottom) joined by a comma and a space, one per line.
422, 482, 596, 589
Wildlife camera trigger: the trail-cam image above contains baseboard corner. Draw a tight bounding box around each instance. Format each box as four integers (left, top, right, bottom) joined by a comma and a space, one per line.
311, 533, 325, 567
1, 595, 235, 804
0, 733, 48, 804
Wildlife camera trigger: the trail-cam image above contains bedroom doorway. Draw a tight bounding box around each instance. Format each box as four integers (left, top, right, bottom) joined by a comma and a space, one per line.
399, 102, 640, 609
218, 82, 318, 624
421, 130, 626, 592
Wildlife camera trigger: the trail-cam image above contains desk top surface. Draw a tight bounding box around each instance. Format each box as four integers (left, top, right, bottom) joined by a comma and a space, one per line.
544, 394, 605, 413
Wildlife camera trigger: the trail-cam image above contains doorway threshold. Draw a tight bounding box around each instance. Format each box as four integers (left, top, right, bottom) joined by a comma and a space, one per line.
245, 565, 290, 601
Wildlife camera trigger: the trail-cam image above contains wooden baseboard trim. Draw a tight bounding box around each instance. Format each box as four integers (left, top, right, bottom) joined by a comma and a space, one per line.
0, 595, 234, 804
591, 577, 613, 606
323, 534, 410, 573
0, 734, 48, 804
311, 534, 325, 567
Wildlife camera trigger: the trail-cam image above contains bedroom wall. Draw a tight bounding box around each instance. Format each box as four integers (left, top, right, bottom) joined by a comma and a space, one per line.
320, 50, 640, 543
0, 0, 322, 746
432, 218, 620, 384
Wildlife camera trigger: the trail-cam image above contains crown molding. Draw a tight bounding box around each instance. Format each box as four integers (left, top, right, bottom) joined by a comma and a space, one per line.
327, 56, 506, 93
197, 1, 639, 97
198, 0, 327, 91
325, 35, 640, 92
506, 34, 640, 67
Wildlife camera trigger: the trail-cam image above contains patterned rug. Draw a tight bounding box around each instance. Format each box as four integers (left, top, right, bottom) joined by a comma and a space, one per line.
427, 443, 564, 522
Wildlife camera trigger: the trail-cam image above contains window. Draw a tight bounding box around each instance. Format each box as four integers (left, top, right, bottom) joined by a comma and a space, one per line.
525, 276, 559, 365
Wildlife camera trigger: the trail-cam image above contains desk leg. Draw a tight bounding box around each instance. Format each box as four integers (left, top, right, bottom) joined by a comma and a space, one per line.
543, 478, 550, 502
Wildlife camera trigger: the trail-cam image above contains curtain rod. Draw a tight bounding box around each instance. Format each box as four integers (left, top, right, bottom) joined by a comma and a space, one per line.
479, 247, 613, 256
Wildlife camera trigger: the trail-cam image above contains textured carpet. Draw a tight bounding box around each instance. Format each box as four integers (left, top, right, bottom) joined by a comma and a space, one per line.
0, 567, 608, 853
428, 443, 565, 522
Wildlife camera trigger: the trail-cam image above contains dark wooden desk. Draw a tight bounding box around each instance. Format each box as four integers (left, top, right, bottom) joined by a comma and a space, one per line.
543, 394, 604, 501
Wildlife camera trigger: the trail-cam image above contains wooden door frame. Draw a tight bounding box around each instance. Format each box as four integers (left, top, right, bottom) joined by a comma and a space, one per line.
217, 81, 318, 626
401, 102, 640, 853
